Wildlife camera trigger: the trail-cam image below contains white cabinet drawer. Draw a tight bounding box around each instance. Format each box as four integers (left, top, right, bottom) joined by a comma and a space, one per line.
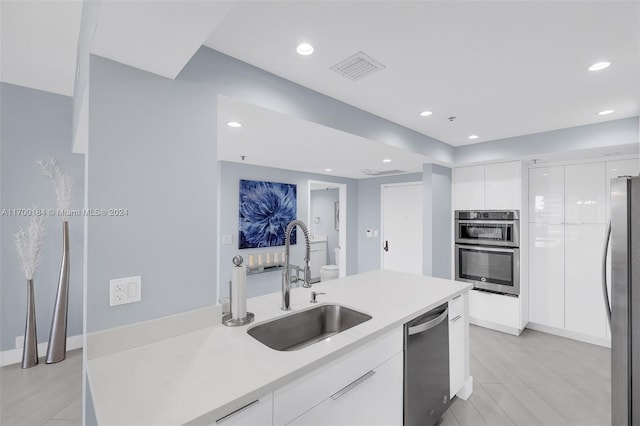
448, 294, 464, 319
273, 328, 402, 426
285, 352, 403, 426
214, 393, 273, 426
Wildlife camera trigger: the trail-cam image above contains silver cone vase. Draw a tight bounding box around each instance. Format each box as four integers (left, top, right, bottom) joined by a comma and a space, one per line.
22, 279, 38, 369
46, 221, 69, 364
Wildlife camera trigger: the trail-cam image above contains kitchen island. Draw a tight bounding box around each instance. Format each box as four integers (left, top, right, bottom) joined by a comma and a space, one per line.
87, 270, 473, 425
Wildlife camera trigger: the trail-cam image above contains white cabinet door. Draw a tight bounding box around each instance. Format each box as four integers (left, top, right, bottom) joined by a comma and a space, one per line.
453, 165, 485, 210
565, 223, 608, 339
528, 223, 565, 328
485, 161, 521, 210
529, 166, 564, 223
449, 313, 464, 398
606, 159, 640, 221
214, 394, 273, 426
565, 163, 606, 224
286, 352, 403, 426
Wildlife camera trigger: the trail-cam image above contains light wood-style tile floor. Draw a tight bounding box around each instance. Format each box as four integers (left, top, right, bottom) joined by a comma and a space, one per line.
0, 349, 82, 426
443, 325, 611, 426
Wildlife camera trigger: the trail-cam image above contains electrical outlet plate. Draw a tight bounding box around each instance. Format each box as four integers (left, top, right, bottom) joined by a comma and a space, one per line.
15, 335, 24, 349
222, 234, 233, 245
110, 276, 142, 307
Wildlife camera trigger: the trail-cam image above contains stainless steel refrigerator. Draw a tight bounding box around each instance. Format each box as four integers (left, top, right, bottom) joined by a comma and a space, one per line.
604, 175, 640, 425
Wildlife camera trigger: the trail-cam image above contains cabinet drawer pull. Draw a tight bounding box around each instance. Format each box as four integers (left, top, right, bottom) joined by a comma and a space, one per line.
451, 315, 463, 323
216, 399, 259, 424
452, 295, 462, 301
331, 370, 376, 400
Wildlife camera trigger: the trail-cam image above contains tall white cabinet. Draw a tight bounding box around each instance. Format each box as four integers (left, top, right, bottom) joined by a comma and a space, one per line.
528, 157, 638, 345
453, 161, 527, 335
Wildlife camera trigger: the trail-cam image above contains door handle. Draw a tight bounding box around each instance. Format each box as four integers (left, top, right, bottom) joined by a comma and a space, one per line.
602, 221, 612, 326
383, 241, 389, 252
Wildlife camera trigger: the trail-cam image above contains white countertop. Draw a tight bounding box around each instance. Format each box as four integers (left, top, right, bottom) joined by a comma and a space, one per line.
87, 270, 471, 425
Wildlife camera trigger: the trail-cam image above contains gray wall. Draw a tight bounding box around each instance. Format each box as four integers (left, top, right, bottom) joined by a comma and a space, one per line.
423, 164, 452, 279
310, 188, 339, 264
455, 117, 639, 165
356, 173, 423, 273
0, 83, 84, 351
87, 57, 217, 332
218, 161, 357, 299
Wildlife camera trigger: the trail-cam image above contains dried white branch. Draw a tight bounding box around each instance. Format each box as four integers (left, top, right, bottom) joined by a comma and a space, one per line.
38, 157, 73, 214
14, 214, 46, 280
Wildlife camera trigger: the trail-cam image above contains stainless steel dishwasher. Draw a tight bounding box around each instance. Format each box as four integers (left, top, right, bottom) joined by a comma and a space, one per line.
404, 302, 451, 426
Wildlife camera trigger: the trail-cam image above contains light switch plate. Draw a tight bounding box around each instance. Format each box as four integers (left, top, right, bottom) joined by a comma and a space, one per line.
110, 276, 142, 306
15, 336, 24, 349
373, 230, 379, 237
366, 229, 373, 238
222, 234, 233, 245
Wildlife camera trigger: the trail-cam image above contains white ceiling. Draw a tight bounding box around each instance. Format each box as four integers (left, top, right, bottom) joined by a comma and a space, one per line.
218, 95, 432, 179
2, 1, 637, 153
0, 0, 83, 96
206, 1, 640, 146
91, 1, 235, 79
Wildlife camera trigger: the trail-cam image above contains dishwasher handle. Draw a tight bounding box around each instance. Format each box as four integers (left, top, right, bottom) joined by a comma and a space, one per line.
408, 308, 448, 336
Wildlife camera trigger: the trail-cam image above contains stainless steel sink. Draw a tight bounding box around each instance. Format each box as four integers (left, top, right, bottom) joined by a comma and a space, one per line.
247, 304, 372, 351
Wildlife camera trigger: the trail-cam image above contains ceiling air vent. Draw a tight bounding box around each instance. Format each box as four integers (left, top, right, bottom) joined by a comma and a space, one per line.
361, 169, 407, 177
330, 51, 386, 81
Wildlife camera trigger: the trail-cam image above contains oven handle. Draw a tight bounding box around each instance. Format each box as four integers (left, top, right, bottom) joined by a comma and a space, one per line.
456, 220, 517, 225
455, 244, 518, 253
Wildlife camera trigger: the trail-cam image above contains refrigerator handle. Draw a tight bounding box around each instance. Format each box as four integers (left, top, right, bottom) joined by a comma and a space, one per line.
602, 220, 612, 325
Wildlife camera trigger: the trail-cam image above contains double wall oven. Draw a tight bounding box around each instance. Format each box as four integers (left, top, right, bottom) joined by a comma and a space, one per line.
454, 210, 520, 296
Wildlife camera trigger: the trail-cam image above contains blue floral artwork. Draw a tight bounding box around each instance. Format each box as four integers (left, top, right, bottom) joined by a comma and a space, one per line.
239, 179, 297, 249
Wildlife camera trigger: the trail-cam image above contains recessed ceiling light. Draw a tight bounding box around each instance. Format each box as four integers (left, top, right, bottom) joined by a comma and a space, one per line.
382, 159, 392, 163
598, 110, 614, 115
588, 61, 611, 71
324, 168, 332, 172
419, 110, 433, 117
227, 121, 242, 128
296, 43, 314, 56
468, 135, 479, 140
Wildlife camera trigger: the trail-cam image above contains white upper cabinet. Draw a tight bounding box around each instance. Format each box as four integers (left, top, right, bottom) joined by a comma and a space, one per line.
452, 165, 484, 211
565, 163, 606, 224
485, 161, 521, 210
529, 166, 564, 223
606, 159, 640, 220
453, 161, 521, 211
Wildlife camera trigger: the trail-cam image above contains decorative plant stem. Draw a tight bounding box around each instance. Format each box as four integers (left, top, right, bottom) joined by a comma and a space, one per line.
14, 214, 45, 369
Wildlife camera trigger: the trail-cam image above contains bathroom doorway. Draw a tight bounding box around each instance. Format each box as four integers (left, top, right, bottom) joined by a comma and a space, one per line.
308, 180, 347, 279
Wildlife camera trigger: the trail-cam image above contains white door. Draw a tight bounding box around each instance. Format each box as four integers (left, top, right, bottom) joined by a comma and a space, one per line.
381, 183, 423, 274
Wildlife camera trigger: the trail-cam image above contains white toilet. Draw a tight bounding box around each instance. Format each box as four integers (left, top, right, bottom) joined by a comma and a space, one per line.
320, 248, 340, 282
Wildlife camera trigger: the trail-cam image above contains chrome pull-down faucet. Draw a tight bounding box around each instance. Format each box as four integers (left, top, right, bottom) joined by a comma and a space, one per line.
282, 219, 312, 311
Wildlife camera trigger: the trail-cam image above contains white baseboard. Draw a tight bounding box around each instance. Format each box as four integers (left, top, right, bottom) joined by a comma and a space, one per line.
456, 375, 473, 400
1, 334, 83, 367
526, 322, 611, 348
470, 317, 523, 336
